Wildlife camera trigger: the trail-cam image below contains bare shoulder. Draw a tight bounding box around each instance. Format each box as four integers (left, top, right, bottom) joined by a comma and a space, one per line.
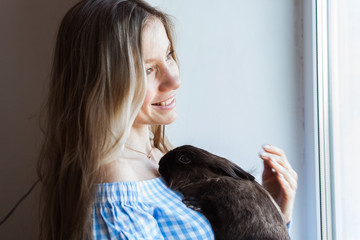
152, 148, 165, 163
101, 159, 139, 182
100, 151, 161, 183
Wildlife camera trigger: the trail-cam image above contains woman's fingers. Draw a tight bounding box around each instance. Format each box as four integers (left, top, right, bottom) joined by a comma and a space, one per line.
265, 157, 297, 191
263, 144, 285, 156
259, 144, 298, 223
269, 154, 297, 180
260, 145, 298, 180
259, 147, 298, 192
262, 144, 291, 168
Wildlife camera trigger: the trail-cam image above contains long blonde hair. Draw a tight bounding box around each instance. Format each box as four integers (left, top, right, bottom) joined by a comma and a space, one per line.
37, 0, 176, 239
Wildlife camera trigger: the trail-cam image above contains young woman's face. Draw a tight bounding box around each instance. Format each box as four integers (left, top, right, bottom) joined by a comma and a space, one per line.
134, 18, 180, 126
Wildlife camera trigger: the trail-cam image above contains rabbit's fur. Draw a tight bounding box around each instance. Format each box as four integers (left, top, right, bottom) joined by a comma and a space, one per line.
158, 145, 290, 240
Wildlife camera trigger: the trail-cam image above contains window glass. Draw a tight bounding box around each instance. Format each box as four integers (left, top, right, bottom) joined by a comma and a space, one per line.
328, 0, 360, 239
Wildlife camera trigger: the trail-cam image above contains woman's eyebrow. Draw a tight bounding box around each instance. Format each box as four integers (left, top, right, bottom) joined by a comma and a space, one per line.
145, 41, 171, 64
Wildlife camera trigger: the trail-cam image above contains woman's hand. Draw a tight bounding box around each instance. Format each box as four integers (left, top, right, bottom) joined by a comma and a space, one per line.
259, 144, 298, 223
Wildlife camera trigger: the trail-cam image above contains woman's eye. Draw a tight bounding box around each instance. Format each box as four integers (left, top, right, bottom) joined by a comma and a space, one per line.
166, 50, 174, 61
146, 67, 153, 75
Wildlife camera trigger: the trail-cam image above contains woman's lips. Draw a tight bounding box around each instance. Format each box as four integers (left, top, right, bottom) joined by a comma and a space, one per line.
151, 97, 176, 110
152, 96, 175, 106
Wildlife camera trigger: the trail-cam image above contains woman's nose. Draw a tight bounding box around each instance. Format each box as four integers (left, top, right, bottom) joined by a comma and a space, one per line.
158, 65, 181, 92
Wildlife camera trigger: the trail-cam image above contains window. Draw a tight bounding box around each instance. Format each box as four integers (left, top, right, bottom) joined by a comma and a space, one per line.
317, 0, 360, 239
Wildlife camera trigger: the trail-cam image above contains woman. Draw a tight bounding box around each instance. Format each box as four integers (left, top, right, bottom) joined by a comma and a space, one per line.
38, 0, 297, 239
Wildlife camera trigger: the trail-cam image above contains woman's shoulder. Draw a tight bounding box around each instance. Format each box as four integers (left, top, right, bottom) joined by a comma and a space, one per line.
93, 176, 215, 240
99, 150, 162, 183
95, 176, 166, 203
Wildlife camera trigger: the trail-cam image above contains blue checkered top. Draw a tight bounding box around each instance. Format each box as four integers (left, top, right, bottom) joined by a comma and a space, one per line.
92, 177, 215, 240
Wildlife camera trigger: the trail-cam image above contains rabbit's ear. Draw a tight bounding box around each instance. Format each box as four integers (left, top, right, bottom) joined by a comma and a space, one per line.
231, 161, 255, 180
214, 157, 255, 181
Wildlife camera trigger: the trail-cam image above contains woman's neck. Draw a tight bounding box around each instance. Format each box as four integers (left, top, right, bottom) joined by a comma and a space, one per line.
125, 124, 153, 153
99, 124, 161, 183
102, 124, 152, 163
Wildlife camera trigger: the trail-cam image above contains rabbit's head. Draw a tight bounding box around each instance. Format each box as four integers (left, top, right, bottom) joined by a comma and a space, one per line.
158, 145, 254, 191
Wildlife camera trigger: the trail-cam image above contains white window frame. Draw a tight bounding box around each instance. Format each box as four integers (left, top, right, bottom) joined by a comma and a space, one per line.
303, 0, 327, 239
316, 0, 336, 239
309, 0, 344, 239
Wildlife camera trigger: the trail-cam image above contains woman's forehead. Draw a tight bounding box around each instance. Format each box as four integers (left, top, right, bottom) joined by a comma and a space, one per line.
142, 18, 170, 62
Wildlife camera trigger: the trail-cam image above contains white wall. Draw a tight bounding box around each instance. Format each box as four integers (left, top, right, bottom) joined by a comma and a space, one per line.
147, 0, 306, 239
0, 0, 311, 239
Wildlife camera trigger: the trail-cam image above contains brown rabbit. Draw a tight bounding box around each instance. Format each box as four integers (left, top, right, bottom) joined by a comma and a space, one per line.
158, 145, 290, 240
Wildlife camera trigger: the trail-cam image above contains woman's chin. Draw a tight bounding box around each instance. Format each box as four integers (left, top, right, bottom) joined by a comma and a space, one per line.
133, 110, 178, 126
159, 112, 178, 125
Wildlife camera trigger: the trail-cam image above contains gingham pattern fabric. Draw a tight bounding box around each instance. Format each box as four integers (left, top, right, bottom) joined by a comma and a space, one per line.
92, 177, 215, 240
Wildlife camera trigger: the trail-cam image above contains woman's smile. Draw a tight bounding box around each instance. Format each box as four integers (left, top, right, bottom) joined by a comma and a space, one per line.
151, 93, 177, 109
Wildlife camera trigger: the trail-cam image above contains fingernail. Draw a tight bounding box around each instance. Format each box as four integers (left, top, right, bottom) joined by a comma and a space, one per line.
259, 151, 269, 158
263, 144, 271, 150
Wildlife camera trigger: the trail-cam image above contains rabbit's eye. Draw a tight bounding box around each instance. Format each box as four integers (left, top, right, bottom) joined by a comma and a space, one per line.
178, 156, 191, 164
